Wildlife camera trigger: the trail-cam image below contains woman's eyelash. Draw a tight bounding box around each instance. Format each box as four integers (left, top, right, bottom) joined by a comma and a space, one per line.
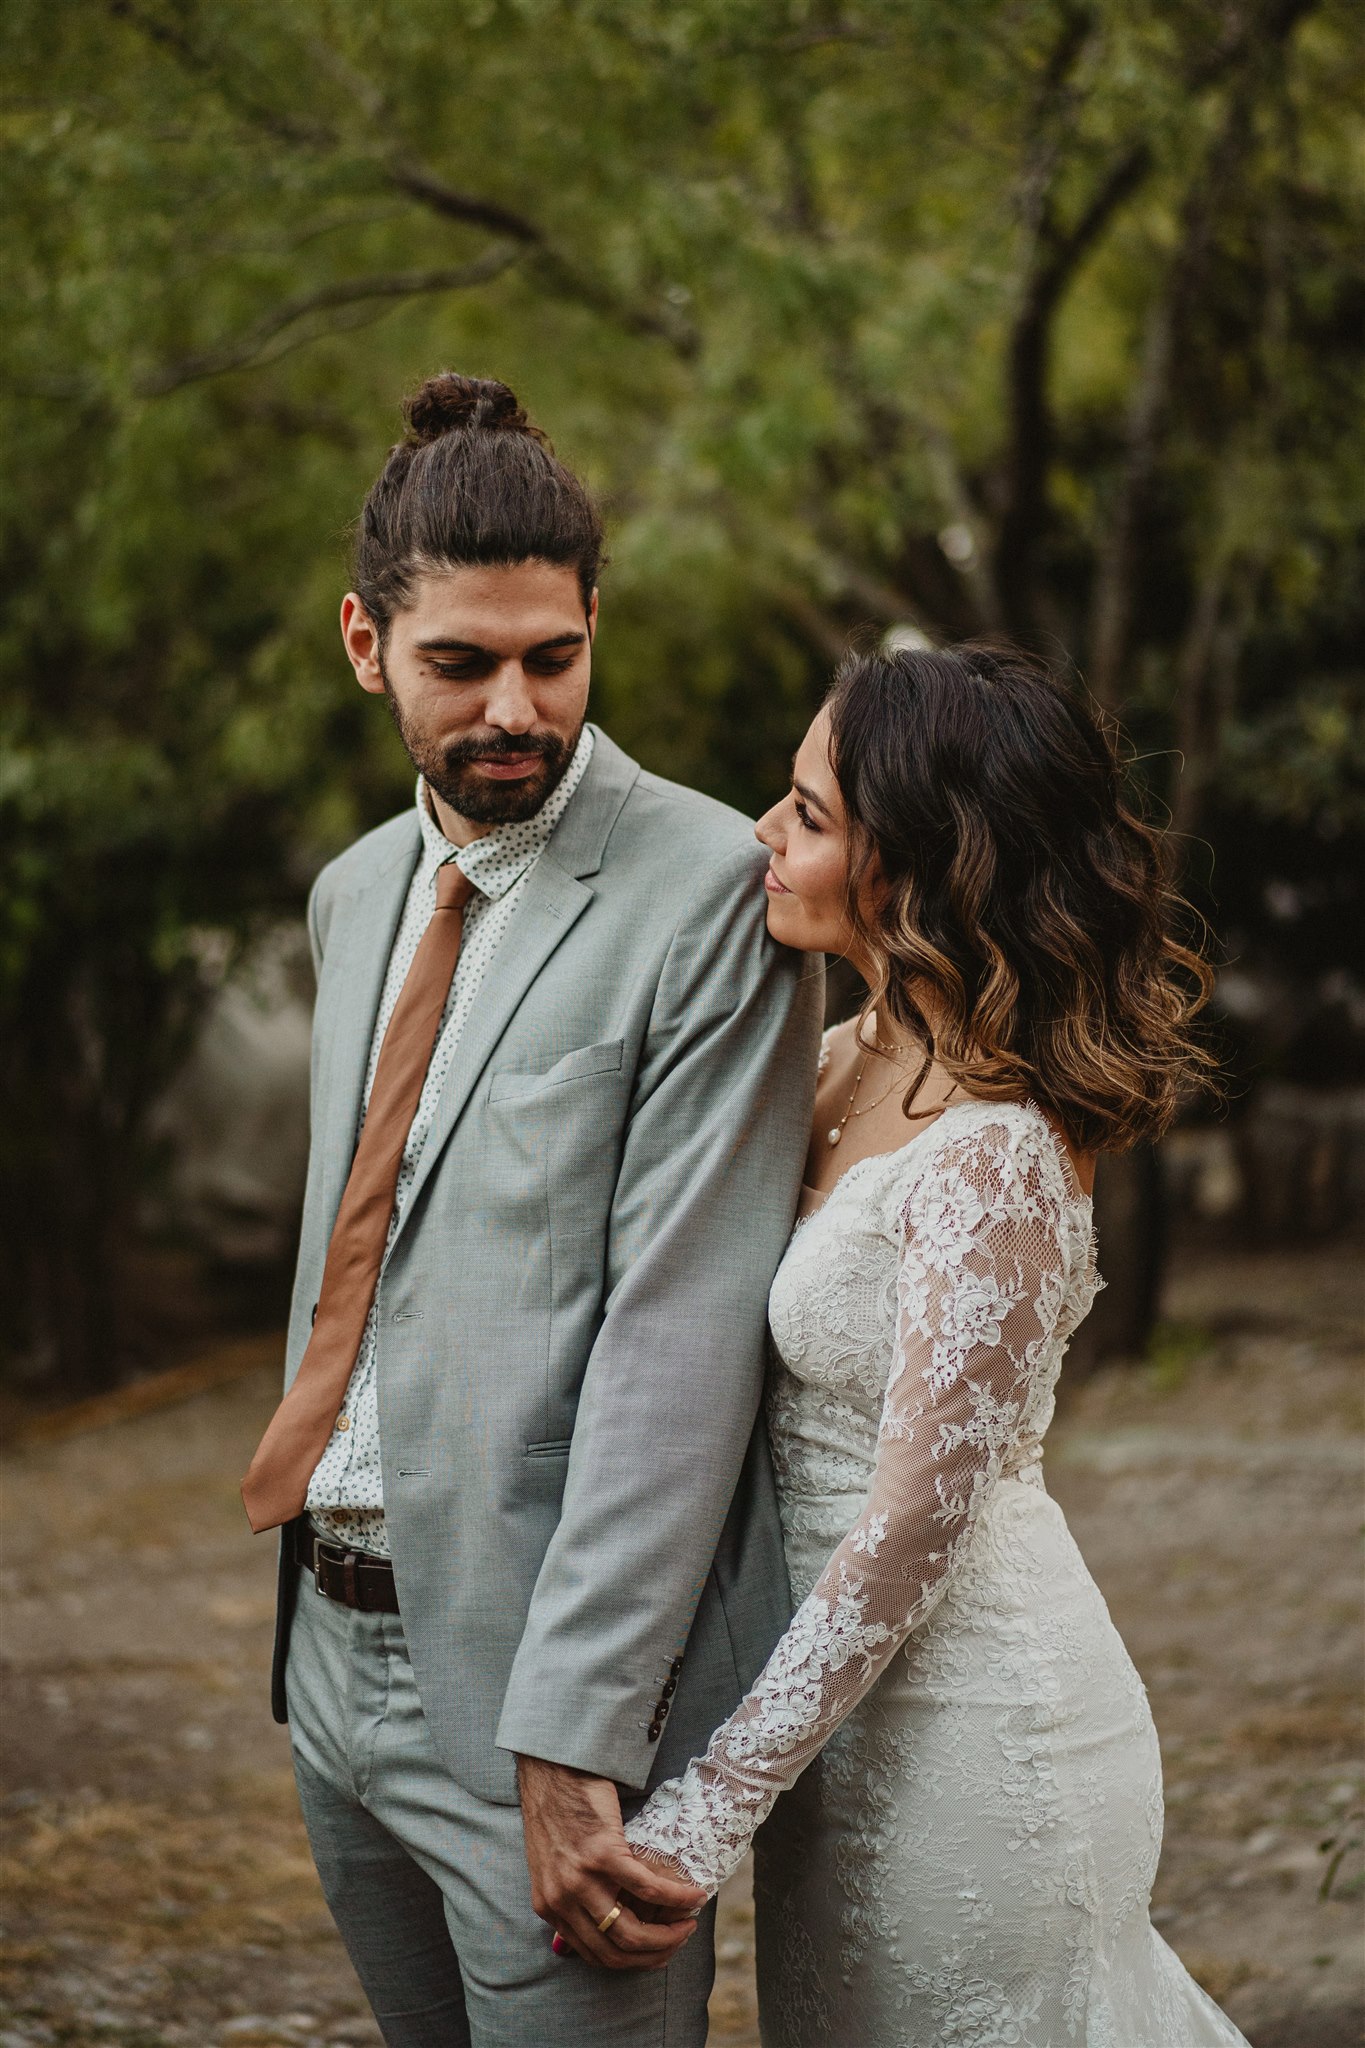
794, 798, 819, 830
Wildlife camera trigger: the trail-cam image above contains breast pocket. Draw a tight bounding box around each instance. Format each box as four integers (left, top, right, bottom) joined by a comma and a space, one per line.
488, 1038, 625, 1103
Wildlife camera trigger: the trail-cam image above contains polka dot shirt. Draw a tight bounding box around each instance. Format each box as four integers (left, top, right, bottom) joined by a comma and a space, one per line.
305, 726, 596, 1555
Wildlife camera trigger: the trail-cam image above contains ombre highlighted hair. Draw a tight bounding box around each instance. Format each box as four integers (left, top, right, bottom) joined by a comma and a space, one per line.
827, 642, 1216, 1154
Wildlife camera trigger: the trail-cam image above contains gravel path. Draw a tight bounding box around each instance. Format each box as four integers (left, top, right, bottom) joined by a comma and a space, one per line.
2, 1245, 1360, 2047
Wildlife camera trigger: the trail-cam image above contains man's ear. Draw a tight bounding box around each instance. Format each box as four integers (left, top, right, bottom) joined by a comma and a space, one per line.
341, 593, 386, 696
586, 587, 599, 643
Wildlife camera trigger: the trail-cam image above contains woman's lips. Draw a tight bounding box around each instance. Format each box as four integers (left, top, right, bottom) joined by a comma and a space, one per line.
764, 867, 793, 896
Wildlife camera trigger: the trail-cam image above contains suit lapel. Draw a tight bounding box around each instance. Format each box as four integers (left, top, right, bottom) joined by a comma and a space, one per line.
385, 854, 592, 1258
314, 820, 421, 1234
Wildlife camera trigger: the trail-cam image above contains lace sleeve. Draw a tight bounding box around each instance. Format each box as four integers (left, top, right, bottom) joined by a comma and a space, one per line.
624, 1116, 1075, 1895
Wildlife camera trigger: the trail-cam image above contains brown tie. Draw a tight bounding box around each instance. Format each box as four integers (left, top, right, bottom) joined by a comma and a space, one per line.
241, 862, 475, 1533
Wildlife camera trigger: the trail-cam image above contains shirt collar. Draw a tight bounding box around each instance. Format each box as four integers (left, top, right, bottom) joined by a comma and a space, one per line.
414, 723, 596, 902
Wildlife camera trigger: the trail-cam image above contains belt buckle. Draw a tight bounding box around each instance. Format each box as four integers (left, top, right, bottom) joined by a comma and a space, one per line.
311, 1528, 335, 1595
310, 1530, 363, 1607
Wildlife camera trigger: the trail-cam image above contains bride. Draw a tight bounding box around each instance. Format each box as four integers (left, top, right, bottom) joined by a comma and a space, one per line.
625, 642, 1247, 2046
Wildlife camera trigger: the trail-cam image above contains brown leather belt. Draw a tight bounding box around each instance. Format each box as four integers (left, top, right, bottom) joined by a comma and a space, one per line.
292, 1520, 401, 1614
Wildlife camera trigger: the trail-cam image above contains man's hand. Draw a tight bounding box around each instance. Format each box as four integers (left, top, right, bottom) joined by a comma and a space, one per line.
516, 1755, 706, 1970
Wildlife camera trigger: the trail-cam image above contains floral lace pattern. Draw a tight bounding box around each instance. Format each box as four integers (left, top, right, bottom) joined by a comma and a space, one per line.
626, 1100, 1249, 2047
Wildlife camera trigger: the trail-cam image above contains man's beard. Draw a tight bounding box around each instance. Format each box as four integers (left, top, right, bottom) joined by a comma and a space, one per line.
383, 688, 580, 826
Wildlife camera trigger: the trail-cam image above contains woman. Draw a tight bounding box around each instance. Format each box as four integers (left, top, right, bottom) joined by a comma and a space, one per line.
625, 644, 1247, 2045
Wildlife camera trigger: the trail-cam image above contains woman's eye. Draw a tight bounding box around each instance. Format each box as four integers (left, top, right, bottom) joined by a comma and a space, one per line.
794, 798, 819, 831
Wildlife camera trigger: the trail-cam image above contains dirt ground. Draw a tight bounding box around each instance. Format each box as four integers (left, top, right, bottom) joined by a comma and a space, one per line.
1, 1242, 1361, 2048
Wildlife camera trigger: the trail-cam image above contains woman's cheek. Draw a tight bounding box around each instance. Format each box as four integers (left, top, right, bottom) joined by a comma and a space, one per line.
810, 848, 848, 926
787, 860, 843, 948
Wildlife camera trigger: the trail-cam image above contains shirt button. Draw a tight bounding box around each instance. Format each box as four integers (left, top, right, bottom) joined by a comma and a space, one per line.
335, 1416, 351, 1433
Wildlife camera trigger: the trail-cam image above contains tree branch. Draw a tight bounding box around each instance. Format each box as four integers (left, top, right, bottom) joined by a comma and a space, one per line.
136, 249, 523, 396
823, 558, 927, 626
106, 0, 334, 148
109, 2, 698, 363
383, 163, 547, 246
777, 588, 854, 665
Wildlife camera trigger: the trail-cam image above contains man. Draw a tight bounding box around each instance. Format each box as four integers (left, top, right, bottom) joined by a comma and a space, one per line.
242, 371, 823, 2047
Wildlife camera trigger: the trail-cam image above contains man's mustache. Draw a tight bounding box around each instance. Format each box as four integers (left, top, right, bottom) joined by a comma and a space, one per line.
442, 732, 566, 766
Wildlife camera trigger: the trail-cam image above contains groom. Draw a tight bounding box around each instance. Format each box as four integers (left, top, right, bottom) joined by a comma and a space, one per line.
242, 373, 822, 2047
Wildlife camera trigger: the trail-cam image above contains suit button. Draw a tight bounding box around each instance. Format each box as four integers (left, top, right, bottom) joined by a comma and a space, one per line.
661, 1679, 677, 1699
647, 1721, 662, 1742
669, 1658, 683, 1677
655, 1700, 669, 1720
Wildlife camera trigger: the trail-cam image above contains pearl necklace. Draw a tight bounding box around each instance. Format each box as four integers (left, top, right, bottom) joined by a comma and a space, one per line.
826, 1053, 905, 1146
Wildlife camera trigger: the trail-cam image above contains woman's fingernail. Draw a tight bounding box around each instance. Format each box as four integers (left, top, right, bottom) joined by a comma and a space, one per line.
551, 1933, 569, 1958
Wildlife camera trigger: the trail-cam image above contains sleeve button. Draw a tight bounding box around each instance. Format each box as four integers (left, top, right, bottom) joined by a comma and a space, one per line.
669, 1658, 683, 1677
661, 1679, 677, 1698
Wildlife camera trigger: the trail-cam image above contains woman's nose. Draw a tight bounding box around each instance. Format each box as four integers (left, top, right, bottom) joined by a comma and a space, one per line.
755, 804, 782, 852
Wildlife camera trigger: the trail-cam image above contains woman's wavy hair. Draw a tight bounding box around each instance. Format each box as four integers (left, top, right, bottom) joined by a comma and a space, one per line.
827, 641, 1216, 1154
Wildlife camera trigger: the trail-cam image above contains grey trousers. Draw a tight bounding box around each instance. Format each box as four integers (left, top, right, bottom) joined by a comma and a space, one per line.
284, 1567, 716, 2047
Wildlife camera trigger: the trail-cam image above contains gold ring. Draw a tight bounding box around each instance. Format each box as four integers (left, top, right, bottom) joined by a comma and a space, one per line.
596, 1902, 623, 1936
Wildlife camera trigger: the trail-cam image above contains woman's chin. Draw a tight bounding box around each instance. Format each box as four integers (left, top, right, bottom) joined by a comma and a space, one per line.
764, 896, 819, 952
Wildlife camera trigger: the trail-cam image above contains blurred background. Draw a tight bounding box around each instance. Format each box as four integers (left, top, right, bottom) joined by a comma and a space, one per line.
1, 4, 1361, 2045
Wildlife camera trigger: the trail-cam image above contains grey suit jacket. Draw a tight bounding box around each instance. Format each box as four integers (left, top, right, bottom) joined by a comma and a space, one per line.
271, 728, 824, 1804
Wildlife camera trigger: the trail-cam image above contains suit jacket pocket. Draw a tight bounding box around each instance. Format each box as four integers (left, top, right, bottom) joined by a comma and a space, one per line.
488, 1039, 624, 1103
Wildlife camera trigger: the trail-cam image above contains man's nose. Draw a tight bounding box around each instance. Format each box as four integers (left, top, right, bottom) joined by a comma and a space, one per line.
482, 664, 537, 735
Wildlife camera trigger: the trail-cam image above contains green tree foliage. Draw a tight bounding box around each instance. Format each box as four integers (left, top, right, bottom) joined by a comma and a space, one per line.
3, 0, 1362, 1385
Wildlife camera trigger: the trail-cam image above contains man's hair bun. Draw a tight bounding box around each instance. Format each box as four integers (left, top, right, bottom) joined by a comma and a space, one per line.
357, 369, 603, 627
401, 372, 541, 446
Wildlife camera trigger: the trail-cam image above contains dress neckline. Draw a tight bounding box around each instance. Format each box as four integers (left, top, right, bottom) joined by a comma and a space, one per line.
799, 1097, 1092, 1219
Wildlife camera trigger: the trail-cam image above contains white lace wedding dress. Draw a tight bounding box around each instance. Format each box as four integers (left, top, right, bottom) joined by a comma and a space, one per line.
627, 1096, 1248, 2046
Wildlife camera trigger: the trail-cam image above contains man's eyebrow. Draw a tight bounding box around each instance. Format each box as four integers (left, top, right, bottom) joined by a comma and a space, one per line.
413, 631, 587, 655
793, 778, 834, 819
